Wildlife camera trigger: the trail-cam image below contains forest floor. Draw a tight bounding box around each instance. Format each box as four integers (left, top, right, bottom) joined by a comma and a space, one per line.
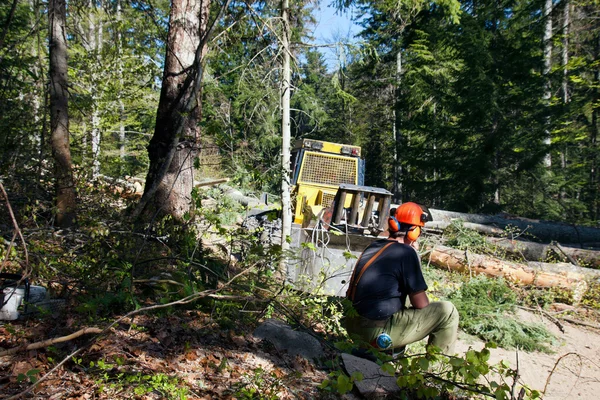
2, 303, 600, 399
2, 183, 600, 399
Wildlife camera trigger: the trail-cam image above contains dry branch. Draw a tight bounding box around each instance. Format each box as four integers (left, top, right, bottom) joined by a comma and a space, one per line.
0, 327, 102, 357
4, 262, 259, 400
0, 182, 29, 268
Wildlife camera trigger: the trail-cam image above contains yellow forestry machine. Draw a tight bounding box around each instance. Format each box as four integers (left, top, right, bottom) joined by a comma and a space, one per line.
243, 139, 393, 296
290, 139, 393, 235
284, 139, 394, 295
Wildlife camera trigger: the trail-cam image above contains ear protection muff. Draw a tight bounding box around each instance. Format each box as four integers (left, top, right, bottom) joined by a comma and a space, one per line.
407, 226, 421, 242
388, 215, 400, 233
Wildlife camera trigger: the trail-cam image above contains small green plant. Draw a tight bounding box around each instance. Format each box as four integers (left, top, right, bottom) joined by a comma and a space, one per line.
233, 367, 284, 400
321, 345, 541, 399
17, 369, 40, 384
318, 369, 363, 395
90, 357, 188, 399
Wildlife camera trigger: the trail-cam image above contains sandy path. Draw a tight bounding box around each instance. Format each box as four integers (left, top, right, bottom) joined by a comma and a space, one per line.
454, 309, 600, 399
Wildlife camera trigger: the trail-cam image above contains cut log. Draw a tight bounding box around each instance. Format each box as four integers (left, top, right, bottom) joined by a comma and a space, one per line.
485, 237, 600, 268
429, 208, 600, 245
427, 245, 590, 301
426, 220, 505, 236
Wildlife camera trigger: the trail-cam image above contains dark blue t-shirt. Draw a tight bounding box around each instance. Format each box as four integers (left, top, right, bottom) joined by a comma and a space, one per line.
349, 239, 428, 320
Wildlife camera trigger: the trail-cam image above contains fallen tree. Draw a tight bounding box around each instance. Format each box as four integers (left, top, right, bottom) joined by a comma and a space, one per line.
485, 237, 600, 268
429, 208, 600, 245
426, 220, 505, 236
427, 245, 597, 301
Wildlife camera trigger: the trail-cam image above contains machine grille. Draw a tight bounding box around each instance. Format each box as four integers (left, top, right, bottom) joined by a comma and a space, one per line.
322, 192, 337, 209
300, 152, 356, 186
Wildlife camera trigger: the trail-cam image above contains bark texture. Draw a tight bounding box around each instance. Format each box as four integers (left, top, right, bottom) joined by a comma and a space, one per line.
281, 0, 292, 253
485, 237, 600, 268
427, 245, 591, 300
49, 0, 77, 227
429, 208, 600, 244
140, 0, 210, 219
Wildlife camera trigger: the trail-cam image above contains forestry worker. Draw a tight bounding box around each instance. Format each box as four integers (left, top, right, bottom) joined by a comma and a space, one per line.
344, 202, 459, 355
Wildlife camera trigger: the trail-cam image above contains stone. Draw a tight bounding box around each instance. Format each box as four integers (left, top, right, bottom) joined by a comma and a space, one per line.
341, 353, 400, 396
253, 318, 323, 360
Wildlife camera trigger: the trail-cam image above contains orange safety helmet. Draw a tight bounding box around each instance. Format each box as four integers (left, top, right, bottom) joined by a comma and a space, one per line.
395, 202, 429, 227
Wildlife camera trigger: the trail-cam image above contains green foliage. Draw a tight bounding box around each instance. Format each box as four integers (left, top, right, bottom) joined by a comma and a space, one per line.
319, 369, 363, 395
89, 357, 188, 399
321, 344, 541, 399
450, 276, 556, 352
17, 369, 40, 384
444, 220, 491, 254
581, 281, 600, 310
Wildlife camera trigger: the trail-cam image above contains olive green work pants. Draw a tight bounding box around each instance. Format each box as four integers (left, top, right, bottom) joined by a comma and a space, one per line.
345, 301, 459, 355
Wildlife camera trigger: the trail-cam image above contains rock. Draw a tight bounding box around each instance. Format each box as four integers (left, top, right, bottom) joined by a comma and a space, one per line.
341, 353, 400, 397
253, 319, 323, 360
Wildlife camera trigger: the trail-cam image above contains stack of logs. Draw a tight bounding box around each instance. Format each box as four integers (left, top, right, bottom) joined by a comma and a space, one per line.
424, 209, 600, 301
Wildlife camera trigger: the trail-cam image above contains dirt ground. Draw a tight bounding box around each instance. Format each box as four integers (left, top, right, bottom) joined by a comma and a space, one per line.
2, 307, 600, 399
454, 308, 600, 400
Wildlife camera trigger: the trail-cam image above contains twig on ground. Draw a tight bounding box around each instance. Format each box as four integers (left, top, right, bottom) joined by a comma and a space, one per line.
551, 241, 579, 266
511, 348, 520, 400
559, 317, 600, 330
0, 327, 102, 357
517, 305, 565, 333
0, 181, 29, 269
542, 352, 583, 396
4, 262, 260, 399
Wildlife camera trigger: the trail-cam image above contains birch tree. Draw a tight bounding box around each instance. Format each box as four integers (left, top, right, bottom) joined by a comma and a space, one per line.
542, 0, 553, 168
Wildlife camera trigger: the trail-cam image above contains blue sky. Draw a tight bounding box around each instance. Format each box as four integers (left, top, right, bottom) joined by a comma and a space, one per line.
310, 3, 360, 70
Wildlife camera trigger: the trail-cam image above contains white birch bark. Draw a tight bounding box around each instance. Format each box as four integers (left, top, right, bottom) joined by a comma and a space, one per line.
562, 0, 570, 104
90, 1, 103, 178
117, 0, 126, 161
542, 0, 553, 168
280, 0, 292, 255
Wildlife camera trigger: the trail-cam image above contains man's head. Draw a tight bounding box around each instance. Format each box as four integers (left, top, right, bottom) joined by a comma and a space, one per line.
388, 202, 431, 242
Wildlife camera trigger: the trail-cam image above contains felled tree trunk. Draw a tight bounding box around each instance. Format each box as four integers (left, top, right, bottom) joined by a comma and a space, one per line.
429, 208, 600, 245
485, 237, 600, 268
426, 220, 505, 236
427, 245, 592, 301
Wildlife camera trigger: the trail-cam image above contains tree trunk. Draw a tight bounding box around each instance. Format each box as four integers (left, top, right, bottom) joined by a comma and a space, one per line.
485, 237, 600, 268
592, 33, 600, 222
562, 0, 570, 104
393, 49, 403, 202
281, 0, 292, 254
542, 0, 553, 168
48, 0, 77, 227
117, 0, 126, 163
137, 0, 210, 220
428, 207, 600, 244
90, 0, 102, 179
427, 245, 590, 300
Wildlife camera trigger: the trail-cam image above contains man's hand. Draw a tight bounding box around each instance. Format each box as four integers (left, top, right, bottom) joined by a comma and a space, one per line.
409, 291, 430, 309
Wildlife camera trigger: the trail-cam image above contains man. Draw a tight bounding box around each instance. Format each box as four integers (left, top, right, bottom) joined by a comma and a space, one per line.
345, 202, 459, 355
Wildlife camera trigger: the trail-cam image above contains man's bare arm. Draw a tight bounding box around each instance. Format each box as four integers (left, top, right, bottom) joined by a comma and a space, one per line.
409, 291, 430, 309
